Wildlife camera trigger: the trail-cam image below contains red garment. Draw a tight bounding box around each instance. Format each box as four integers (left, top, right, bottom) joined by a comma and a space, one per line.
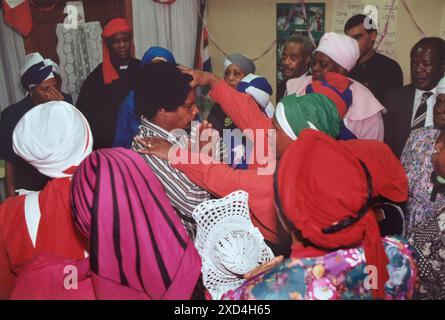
310, 72, 352, 118
210, 79, 274, 168
1, 0, 33, 37
173, 80, 286, 244
0, 178, 87, 299
11, 148, 203, 300
101, 18, 132, 85
277, 129, 408, 299
173, 151, 280, 244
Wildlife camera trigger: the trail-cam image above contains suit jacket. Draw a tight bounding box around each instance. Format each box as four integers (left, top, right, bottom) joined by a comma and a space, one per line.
383, 84, 416, 159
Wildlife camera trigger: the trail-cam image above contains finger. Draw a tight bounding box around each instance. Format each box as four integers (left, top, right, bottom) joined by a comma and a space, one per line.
48, 88, 64, 100
177, 65, 193, 74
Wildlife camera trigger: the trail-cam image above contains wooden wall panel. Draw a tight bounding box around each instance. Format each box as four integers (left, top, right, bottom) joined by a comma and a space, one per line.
24, 0, 132, 63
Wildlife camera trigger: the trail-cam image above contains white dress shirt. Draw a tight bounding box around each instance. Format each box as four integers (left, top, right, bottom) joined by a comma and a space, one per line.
412, 86, 437, 127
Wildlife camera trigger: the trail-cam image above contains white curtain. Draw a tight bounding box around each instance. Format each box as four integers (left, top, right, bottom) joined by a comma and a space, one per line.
0, 13, 26, 111
56, 22, 103, 104
132, 0, 199, 67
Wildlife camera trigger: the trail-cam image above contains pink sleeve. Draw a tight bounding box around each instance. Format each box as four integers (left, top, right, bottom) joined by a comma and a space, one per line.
344, 112, 384, 141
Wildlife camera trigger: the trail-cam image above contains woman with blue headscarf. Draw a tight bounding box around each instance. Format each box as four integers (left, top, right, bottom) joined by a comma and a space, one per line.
113, 47, 176, 148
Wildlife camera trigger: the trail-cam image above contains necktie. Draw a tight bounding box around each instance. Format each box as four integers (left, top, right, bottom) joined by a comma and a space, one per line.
411, 92, 434, 130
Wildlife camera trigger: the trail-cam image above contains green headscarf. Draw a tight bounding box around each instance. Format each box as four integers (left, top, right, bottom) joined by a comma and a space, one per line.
274, 93, 340, 140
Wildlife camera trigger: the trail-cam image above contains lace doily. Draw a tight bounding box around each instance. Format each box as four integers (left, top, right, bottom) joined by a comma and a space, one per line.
56, 22, 103, 104
193, 190, 274, 299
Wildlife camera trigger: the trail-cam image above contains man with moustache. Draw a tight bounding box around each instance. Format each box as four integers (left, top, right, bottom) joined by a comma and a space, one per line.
276, 36, 314, 102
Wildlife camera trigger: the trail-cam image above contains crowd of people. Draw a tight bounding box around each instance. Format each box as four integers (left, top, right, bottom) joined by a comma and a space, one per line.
1, 14, 445, 300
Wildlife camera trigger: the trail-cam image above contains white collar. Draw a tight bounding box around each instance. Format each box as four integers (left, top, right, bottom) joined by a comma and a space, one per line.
415, 86, 437, 98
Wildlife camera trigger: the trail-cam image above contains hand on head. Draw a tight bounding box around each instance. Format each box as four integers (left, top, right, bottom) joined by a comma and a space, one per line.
177, 65, 220, 89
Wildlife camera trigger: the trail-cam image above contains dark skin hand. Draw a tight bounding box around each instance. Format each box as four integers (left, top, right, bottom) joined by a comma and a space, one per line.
45, 86, 64, 101
135, 120, 217, 160
243, 256, 284, 280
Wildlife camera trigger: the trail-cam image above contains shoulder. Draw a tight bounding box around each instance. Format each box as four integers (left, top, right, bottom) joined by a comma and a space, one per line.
375, 53, 402, 70
83, 63, 104, 84
0, 195, 26, 231
386, 84, 414, 100
62, 93, 73, 104
286, 76, 312, 95
408, 126, 439, 143
0, 97, 32, 123
130, 58, 141, 66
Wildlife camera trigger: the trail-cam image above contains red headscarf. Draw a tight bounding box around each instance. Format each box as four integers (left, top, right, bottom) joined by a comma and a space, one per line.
306, 72, 352, 118
276, 129, 408, 299
101, 18, 132, 85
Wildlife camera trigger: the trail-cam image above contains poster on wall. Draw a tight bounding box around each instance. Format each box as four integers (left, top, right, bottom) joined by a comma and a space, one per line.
276, 3, 325, 96
332, 0, 398, 59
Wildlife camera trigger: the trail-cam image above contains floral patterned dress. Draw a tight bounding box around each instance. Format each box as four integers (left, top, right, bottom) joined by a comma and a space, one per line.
221, 237, 417, 300
401, 127, 445, 237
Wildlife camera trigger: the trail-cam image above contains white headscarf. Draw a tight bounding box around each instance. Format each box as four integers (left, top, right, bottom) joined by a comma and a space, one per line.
13, 101, 93, 179
437, 77, 445, 95
316, 32, 360, 72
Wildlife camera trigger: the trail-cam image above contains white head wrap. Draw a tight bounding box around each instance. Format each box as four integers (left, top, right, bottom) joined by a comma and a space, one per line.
13, 101, 93, 179
316, 32, 360, 72
274, 101, 298, 140
193, 190, 274, 300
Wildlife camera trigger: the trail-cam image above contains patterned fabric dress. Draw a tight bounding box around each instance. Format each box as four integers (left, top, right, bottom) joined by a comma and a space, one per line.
408, 209, 445, 300
401, 127, 445, 237
221, 237, 417, 300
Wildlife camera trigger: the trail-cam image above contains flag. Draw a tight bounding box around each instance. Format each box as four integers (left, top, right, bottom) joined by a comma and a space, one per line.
2, 0, 33, 37
196, 25, 212, 72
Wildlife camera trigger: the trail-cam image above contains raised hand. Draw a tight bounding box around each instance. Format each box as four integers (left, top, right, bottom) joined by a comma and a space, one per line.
177, 65, 220, 89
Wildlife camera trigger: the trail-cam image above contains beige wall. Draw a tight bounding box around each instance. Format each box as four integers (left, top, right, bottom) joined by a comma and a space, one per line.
207, 0, 445, 104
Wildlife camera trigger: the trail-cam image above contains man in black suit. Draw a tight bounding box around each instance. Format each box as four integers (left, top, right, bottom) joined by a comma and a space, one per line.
345, 14, 403, 104
384, 37, 445, 158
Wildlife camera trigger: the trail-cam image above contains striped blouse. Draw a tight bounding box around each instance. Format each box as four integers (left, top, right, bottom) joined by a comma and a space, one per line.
132, 118, 211, 240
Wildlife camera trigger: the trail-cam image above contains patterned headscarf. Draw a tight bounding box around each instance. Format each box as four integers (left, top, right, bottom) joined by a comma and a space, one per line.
306, 72, 353, 118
